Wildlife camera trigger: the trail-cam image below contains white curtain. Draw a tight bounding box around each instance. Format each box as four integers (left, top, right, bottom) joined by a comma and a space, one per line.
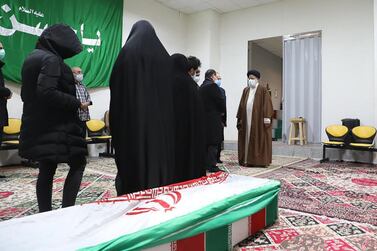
282, 35, 322, 143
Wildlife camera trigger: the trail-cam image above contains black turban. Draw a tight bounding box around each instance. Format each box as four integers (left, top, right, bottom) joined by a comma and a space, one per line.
247, 69, 261, 79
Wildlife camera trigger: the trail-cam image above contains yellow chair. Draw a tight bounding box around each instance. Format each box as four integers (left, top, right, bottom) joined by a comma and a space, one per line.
86, 120, 111, 139
350, 126, 376, 148
86, 119, 113, 157
323, 125, 348, 146
2, 118, 21, 146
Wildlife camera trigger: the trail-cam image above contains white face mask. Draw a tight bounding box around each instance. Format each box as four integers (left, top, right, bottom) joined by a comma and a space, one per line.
193, 75, 200, 83
0, 49, 5, 60
74, 73, 83, 82
248, 79, 258, 88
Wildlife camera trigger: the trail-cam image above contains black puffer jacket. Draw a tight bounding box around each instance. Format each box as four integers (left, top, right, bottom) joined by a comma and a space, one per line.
19, 24, 87, 163
0, 61, 10, 127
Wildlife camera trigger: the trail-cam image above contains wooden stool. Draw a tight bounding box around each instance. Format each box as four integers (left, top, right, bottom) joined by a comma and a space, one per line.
288, 117, 307, 145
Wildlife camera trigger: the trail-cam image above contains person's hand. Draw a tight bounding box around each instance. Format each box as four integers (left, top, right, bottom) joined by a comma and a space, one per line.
264, 118, 271, 128
80, 102, 91, 111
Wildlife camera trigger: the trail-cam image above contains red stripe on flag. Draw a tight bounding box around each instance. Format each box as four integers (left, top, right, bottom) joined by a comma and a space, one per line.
248, 208, 266, 235
173, 233, 205, 251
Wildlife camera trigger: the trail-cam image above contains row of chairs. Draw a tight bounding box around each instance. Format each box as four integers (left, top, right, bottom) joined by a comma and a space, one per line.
324, 125, 376, 148
0, 118, 113, 157
321, 125, 377, 163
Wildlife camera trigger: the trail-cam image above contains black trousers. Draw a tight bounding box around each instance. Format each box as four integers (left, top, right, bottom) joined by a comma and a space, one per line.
37, 159, 86, 212
115, 173, 123, 196
0, 126, 3, 145
217, 142, 224, 161
79, 121, 87, 138
206, 145, 218, 169
0, 126, 4, 178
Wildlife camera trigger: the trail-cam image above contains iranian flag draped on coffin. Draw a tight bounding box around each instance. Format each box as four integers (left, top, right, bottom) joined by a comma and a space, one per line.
0, 173, 280, 251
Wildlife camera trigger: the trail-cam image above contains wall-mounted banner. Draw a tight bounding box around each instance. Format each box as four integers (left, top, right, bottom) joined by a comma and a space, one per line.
0, 0, 123, 88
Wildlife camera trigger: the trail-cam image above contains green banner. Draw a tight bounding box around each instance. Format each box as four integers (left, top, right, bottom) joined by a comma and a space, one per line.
0, 0, 123, 88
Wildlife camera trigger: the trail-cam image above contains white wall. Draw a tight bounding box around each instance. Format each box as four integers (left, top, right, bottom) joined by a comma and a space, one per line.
375, 0, 377, 126
6, 83, 22, 119
123, 0, 187, 54
186, 10, 221, 83
220, 0, 375, 141
249, 43, 282, 110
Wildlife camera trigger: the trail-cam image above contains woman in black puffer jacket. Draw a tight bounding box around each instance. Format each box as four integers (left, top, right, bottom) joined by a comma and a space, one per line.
20, 24, 90, 212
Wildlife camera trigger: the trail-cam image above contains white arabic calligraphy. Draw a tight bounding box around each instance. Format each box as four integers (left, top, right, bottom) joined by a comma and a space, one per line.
81, 24, 101, 46
19, 6, 45, 18
0, 4, 102, 50
10, 15, 46, 36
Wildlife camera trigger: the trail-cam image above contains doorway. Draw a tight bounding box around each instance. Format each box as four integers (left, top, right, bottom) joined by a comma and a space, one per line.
248, 31, 322, 144
248, 36, 283, 141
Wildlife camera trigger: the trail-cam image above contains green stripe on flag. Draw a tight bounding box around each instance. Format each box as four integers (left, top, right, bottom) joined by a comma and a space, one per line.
266, 194, 278, 227
80, 180, 280, 251
206, 225, 231, 251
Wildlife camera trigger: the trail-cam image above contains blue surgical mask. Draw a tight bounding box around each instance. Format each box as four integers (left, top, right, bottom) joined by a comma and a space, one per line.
0, 49, 5, 60
215, 79, 221, 87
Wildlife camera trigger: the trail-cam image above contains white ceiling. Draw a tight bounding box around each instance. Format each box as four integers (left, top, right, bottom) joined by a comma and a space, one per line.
253, 36, 283, 58
155, 0, 281, 14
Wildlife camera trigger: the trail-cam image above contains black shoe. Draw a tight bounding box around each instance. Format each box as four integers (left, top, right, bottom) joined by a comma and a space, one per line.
217, 159, 223, 164
0, 175, 6, 178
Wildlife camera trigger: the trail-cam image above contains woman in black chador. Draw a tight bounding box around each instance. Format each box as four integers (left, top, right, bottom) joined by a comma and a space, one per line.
110, 20, 176, 195
171, 53, 206, 183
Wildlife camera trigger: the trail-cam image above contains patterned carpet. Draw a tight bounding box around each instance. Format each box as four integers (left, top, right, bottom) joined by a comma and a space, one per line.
0, 164, 116, 221
234, 208, 377, 251
219, 151, 304, 176
0, 151, 301, 221
1, 152, 376, 250
84, 151, 304, 177
258, 159, 377, 226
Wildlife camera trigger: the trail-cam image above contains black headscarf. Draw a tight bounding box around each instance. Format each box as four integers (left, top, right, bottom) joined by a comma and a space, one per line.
172, 53, 189, 72
37, 24, 82, 59
171, 54, 206, 182
109, 20, 175, 195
